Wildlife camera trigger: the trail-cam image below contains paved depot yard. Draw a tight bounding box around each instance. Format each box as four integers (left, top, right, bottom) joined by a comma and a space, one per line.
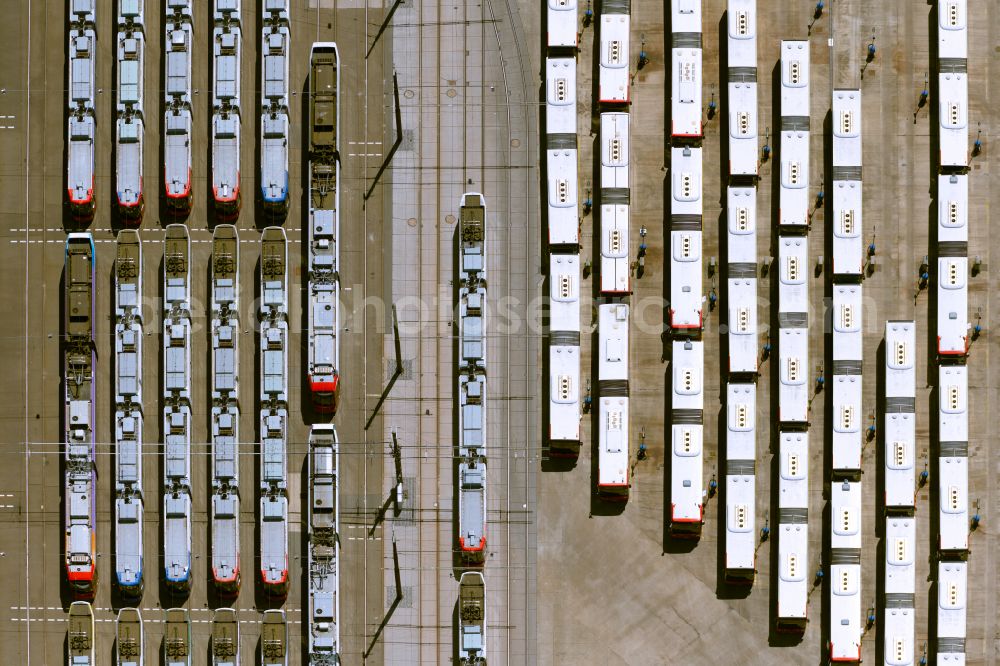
536, 1, 998, 664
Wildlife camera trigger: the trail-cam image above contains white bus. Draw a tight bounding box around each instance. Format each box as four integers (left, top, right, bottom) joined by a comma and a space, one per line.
829, 479, 862, 663
599, 7, 630, 104
670, 0, 702, 139
777, 236, 808, 425
727, 275, 757, 375
777, 430, 809, 633
727, 186, 757, 265
779, 40, 810, 230
670, 339, 704, 539
884, 516, 915, 666
779, 128, 810, 230
726, 0, 758, 177
727, 187, 757, 374
670, 146, 703, 331
546, 146, 579, 247
725, 382, 756, 583
670, 146, 703, 220
938, 173, 968, 245
938, 70, 968, 169
670, 36, 704, 140
937, 0, 968, 185
549, 253, 580, 336
937, 561, 968, 665
937, 254, 969, 357
598, 397, 630, 500
548, 254, 581, 455
545, 57, 577, 136
778, 328, 808, 425
780, 40, 810, 119
884, 321, 916, 510
938, 0, 968, 62
777, 235, 808, 316
831, 89, 862, 172
831, 88, 863, 277
831, 178, 862, 277
726, 0, 756, 67
598, 303, 631, 502
832, 285, 863, 473
598, 303, 629, 386
600, 202, 630, 295
938, 365, 969, 554
547, 0, 578, 50
669, 230, 703, 330
600, 112, 630, 189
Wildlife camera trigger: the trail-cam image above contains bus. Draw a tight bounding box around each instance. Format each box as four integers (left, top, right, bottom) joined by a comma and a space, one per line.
597, 304, 630, 501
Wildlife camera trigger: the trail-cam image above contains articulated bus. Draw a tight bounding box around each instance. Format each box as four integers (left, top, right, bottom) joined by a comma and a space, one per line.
831, 89, 862, 277
778, 40, 810, 231
831, 284, 863, 474
727, 0, 758, 177
669, 146, 703, 331
548, 253, 581, 456
884, 321, 916, 510
937, 0, 968, 170
883, 517, 915, 666
597, 304, 630, 500
727, 186, 758, 374
670, 339, 704, 539
776, 431, 809, 634
829, 480, 862, 663
725, 382, 756, 583
936, 561, 968, 665
938, 365, 969, 555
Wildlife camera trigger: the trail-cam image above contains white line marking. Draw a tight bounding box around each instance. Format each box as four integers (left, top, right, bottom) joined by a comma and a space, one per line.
24, 0, 31, 659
